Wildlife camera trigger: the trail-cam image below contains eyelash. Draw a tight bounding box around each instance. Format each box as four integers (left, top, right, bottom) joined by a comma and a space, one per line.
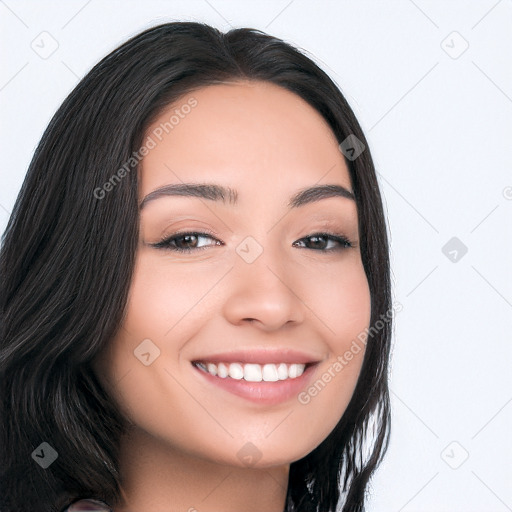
151, 230, 354, 253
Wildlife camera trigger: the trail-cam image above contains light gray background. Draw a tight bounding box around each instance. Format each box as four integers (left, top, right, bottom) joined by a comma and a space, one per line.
1, 1, 511, 510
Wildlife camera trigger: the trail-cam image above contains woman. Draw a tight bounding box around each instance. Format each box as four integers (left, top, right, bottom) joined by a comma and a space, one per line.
0, 21, 392, 512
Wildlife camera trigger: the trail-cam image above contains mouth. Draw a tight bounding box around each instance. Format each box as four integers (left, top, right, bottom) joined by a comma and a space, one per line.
190, 350, 322, 405
192, 360, 317, 382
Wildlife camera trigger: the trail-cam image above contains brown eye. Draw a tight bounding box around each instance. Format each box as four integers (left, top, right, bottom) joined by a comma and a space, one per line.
292, 232, 353, 252
152, 232, 222, 252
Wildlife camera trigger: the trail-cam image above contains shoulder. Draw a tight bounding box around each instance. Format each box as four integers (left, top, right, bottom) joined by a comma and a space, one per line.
62, 498, 112, 511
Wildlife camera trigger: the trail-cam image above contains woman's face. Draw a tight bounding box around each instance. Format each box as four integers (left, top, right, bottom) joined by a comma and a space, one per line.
94, 80, 371, 468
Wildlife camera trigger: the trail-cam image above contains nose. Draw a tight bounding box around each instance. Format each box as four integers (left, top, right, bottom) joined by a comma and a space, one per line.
221, 242, 306, 331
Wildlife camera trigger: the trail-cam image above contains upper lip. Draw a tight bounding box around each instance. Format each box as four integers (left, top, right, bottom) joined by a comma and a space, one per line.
191, 348, 324, 365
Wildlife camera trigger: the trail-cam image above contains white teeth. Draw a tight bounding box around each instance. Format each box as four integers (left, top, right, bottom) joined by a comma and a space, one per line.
217, 362, 228, 378
228, 363, 244, 380
262, 364, 279, 382
277, 363, 288, 380
244, 364, 262, 382
288, 363, 304, 378
195, 361, 306, 381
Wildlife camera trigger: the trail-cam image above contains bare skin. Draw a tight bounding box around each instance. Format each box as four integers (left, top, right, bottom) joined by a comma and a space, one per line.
93, 80, 371, 512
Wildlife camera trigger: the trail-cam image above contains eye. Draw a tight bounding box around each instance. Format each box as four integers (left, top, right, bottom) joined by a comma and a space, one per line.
292, 232, 354, 252
151, 231, 222, 253
150, 230, 355, 253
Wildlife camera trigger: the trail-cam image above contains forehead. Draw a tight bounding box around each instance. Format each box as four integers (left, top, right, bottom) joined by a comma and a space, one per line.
139, 80, 351, 199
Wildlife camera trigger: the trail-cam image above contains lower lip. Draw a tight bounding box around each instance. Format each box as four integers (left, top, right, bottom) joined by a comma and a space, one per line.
191, 363, 319, 405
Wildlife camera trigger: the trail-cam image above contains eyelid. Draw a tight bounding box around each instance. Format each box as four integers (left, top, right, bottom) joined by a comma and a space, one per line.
158, 225, 220, 240
310, 231, 355, 245
150, 229, 356, 252
152, 229, 222, 250
294, 231, 355, 249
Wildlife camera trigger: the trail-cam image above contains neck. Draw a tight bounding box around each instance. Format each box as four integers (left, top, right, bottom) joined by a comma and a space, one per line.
113, 427, 289, 512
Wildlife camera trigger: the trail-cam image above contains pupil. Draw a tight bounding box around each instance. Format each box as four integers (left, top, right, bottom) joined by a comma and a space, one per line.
181, 235, 196, 248
310, 236, 325, 249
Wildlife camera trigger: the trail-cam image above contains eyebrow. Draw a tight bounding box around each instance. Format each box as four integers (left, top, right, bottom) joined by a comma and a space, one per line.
139, 182, 355, 210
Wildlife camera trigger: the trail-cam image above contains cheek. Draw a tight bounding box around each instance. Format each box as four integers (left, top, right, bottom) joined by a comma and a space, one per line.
93, 256, 180, 405
122, 253, 204, 337
293, 258, 371, 442
304, 257, 371, 340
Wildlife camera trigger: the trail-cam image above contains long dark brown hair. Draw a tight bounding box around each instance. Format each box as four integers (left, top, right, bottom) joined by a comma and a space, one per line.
0, 21, 392, 512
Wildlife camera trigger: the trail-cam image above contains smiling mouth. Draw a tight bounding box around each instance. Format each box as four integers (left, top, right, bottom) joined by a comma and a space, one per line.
192, 361, 317, 382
